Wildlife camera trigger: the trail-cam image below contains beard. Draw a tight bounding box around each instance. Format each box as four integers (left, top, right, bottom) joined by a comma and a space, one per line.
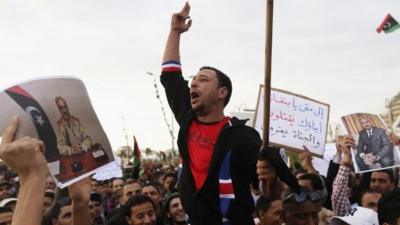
191, 102, 206, 115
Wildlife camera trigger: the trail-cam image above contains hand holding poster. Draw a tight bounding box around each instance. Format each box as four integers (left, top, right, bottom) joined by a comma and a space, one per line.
254, 86, 330, 157
0, 76, 115, 188
341, 113, 400, 173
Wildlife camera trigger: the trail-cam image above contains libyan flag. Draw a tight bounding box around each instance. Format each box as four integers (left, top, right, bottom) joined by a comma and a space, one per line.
5, 86, 60, 162
376, 13, 400, 33
132, 136, 141, 167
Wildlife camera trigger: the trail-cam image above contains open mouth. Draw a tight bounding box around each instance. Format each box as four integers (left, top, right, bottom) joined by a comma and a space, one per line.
190, 91, 200, 102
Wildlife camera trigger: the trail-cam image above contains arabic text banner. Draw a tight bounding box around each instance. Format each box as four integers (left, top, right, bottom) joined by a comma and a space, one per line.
254, 86, 330, 157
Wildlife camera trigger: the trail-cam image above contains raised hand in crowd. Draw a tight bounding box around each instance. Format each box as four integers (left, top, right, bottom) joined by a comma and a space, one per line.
335, 135, 355, 164
0, 116, 48, 225
299, 146, 317, 174
69, 177, 91, 225
170, 2, 192, 34
389, 132, 400, 146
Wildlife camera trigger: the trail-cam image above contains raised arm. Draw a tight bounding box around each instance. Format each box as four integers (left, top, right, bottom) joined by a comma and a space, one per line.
331, 136, 354, 216
0, 116, 49, 225
160, 2, 193, 124
69, 177, 91, 225
162, 2, 192, 63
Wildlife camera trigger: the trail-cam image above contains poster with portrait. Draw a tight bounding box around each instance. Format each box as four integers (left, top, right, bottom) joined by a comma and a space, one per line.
253, 85, 330, 157
0, 76, 115, 188
341, 113, 400, 173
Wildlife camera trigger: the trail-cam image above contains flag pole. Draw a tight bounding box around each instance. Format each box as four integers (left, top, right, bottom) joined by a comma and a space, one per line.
261, 0, 274, 195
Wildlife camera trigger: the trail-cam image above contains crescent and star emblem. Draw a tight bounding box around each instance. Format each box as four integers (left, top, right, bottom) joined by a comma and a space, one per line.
25, 106, 46, 126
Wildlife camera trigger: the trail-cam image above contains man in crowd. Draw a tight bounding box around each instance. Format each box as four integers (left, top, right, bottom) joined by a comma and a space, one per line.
378, 189, 400, 225
0, 182, 12, 202
89, 192, 106, 225
370, 169, 396, 193
161, 3, 261, 224
102, 178, 124, 217
332, 135, 395, 216
281, 188, 323, 225
163, 173, 177, 197
45, 175, 56, 191
124, 194, 157, 225
108, 180, 142, 225
164, 193, 188, 225
358, 189, 382, 212
255, 196, 282, 225
142, 182, 163, 221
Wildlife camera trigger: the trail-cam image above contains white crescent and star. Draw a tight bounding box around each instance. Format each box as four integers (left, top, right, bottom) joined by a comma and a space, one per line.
25, 106, 46, 126
384, 21, 392, 29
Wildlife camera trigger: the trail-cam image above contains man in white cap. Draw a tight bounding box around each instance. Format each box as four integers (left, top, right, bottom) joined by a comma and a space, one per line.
330, 206, 379, 225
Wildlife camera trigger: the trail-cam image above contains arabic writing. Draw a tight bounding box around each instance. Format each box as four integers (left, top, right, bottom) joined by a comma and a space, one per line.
255, 88, 329, 156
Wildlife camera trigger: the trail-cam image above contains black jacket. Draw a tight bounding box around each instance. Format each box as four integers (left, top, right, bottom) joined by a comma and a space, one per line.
161, 68, 261, 225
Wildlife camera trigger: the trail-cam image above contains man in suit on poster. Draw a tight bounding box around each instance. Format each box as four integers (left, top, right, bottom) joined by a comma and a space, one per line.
355, 116, 394, 171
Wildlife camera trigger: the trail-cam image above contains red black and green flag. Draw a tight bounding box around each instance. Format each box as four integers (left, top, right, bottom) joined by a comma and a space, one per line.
376, 14, 400, 33
5, 86, 60, 162
132, 136, 141, 167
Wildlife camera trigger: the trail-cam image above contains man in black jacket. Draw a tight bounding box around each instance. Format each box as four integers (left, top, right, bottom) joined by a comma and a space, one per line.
160, 3, 261, 225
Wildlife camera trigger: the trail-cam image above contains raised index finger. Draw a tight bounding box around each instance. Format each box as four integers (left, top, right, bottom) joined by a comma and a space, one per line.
0, 116, 19, 145
179, 2, 191, 17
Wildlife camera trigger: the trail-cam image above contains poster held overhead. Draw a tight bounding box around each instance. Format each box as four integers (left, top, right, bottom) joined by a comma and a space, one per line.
0, 76, 115, 188
254, 85, 330, 157
341, 113, 400, 173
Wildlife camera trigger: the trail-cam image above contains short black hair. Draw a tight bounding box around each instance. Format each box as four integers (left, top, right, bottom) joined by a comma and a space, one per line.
164, 172, 177, 180
0, 206, 12, 213
164, 192, 180, 215
51, 197, 72, 220
255, 196, 272, 217
124, 194, 155, 218
199, 66, 232, 106
358, 189, 382, 206
372, 169, 396, 183
378, 189, 400, 224
143, 182, 161, 194
298, 173, 324, 191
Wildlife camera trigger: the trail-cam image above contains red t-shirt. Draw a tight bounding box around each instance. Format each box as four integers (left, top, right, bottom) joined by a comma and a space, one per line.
188, 117, 230, 190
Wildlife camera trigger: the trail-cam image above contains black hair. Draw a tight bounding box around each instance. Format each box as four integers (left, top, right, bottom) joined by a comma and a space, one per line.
378, 189, 400, 224
255, 195, 272, 217
0, 207, 12, 213
143, 182, 161, 194
164, 192, 180, 216
124, 194, 155, 218
199, 66, 232, 106
372, 169, 396, 184
298, 173, 324, 191
164, 172, 177, 180
51, 197, 72, 220
358, 189, 382, 206
90, 192, 102, 202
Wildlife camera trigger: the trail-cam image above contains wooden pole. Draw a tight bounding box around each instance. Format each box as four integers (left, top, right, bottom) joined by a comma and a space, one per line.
261, 0, 274, 195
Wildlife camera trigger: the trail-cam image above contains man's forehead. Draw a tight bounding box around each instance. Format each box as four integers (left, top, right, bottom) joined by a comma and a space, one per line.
194, 69, 217, 79
371, 171, 389, 179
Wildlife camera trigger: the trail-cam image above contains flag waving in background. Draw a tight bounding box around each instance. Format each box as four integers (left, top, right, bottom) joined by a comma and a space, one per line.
376, 13, 400, 33
5, 86, 60, 162
131, 136, 141, 178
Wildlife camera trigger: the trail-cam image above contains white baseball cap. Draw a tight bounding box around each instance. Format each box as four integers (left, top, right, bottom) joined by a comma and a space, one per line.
0, 198, 17, 207
330, 206, 379, 225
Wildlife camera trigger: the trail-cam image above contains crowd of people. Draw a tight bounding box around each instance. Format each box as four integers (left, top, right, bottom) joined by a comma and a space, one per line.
0, 2, 400, 225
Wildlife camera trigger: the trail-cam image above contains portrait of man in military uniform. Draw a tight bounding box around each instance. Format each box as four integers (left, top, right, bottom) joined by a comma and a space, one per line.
55, 96, 92, 156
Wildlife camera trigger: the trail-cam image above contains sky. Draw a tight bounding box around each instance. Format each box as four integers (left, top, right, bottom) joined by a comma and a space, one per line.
0, 0, 399, 152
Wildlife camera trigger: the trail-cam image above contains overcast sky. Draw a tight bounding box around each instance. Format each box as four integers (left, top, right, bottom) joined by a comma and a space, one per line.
0, 0, 399, 151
